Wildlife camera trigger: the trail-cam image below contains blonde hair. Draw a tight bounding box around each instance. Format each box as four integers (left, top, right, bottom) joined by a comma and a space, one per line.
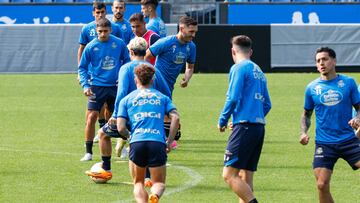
127, 37, 148, 51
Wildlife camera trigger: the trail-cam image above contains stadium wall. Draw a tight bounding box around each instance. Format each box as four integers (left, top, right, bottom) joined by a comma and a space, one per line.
1, 24, 360, 73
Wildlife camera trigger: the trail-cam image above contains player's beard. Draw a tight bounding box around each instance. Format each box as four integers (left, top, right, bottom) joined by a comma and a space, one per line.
114, 12, 123, 20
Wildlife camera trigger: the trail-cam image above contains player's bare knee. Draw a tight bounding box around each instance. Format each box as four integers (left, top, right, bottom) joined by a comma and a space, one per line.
98, 129, 107, 139
87, 111, 98, 124
355, 160, 360, 168
222, 170, 234, 184
316, 180, 330, 191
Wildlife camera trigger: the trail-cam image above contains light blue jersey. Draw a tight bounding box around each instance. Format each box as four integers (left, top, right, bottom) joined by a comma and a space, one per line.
114, 19, 134, 44
146, 17, 167, 38
118, 88, 176, 144
112, 60, 171, 118
79, 21, 124, 45
149, 35, 196, 93
218, 60, 271, 127
304, 74, 360, 144
78, 35, 130, 89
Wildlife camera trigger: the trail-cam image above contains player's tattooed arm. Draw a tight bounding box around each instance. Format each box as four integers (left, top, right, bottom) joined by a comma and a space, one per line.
299, 109, 313, 145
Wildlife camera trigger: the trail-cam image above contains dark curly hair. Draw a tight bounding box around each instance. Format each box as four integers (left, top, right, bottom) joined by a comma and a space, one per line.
134, 64, 155, 86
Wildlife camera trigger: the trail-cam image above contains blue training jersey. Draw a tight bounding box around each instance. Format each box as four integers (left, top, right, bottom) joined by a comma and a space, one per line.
114, 19, 134, 44
352, 85, 360, 117
79, 21, 124, 45
304, 74, 360, 144
149, 35, 196, 93
146, 17, 167, 38
112, 60, 171, 118
118, 88, 176, 144
218, 60, 271, 127
78, 35, 130, 89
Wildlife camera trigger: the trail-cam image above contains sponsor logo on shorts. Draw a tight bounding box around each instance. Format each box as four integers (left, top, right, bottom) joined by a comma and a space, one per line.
224, 150, 232, 161
315, 147, 324, 158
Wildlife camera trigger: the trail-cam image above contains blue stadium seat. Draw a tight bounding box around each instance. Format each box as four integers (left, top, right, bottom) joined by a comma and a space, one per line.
226, 0, 249, 2
33, 0, 52, 2
272, 0, 291, 2
315, 0, 333, 2
54, 0, 73, 2
335, 0, 355, 2
0, 0, 10, 2
293, 0, 312, 2
249, 0, 269, 2
11, 0, 32, 2
75, 0, 93, 2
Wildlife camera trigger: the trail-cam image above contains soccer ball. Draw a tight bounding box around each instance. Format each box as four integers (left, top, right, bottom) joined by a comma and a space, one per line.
88, 162, 109, 184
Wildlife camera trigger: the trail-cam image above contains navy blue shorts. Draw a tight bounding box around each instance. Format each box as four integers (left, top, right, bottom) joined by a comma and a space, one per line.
313, 137, 360, 170
101, 123, 128, 140
87, 86, 117, 112
224, 123, 265, 171
129, 141, 167, 168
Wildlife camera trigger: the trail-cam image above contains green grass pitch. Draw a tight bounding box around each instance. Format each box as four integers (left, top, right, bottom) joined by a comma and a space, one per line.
0, 73, 359, 203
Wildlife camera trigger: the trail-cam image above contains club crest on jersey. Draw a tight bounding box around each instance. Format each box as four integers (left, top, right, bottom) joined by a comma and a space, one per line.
121, 24, 127, 31
111, 42, 117, 49
337, 80, 345, 88
320, 89, 343, 106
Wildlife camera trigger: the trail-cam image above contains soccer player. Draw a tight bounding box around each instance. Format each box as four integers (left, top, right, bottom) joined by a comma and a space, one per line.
300, 47, 360, 203
115, 12, 160, 163
77, 2, 124, 146
86, 37, 171, 181
118, 64, 179, 203
144, 15, 197, 96
129, 12, 160, 65
144, 15, 197, 146
77, 2, 123, 64
78, 18, 130, 162
140, 0, 167, 38
111, 0, 134, 45
218, 35, 271, 203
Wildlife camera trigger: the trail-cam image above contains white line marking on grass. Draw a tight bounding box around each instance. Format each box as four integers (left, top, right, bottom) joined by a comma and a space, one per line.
114, 164, 203, 203
0, 147, 203, 203
0, 147, 81, 156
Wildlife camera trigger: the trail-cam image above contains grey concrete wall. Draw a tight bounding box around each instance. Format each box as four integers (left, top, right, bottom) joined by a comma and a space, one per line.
0, 24, 178, 73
